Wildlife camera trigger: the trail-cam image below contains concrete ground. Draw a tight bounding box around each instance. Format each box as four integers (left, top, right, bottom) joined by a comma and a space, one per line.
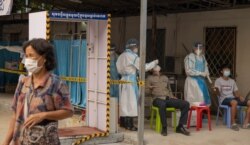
0, 93, 13, 142
121, 121, 250, 145
1, 93, 249, 145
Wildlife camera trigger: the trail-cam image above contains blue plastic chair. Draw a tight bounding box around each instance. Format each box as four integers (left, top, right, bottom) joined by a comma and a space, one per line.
216, 103, 231, 128
239, 106, 247, 125
216, 96, 245, 128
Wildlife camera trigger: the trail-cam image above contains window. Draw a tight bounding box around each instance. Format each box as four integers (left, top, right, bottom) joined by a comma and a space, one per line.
205, 27, 236, 77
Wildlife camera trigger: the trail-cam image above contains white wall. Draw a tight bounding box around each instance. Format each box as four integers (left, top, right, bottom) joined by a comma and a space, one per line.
29, 11, 47, 40
111, 8, 250, 96
111, 15, 177, 56
175, 8, 250, 96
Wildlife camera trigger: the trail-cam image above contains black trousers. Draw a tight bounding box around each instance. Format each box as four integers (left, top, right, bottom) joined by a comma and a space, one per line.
153, 97, 190, 128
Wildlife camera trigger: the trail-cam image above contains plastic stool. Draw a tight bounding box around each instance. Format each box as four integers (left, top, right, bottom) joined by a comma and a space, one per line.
187, 106, 212, 131
150, 106, 177, 133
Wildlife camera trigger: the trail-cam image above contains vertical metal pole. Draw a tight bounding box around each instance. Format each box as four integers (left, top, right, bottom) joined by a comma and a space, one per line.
138, 0, 147, 145
152, 5, 157, 60
25, 0, 29, 13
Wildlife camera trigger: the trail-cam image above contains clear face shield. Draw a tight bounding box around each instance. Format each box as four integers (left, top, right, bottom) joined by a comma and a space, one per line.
194, 44, 204, 55
126, 39, 139, 53
127, 43, 139, 53
133, 46, 139, 53
110, 47, 116, 53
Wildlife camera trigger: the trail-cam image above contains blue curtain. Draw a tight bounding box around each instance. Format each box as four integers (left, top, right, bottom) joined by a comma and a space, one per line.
0, 49, 20, 92
110, 53, 120, 98
53, 40, 87, 108
53, 40, 71, 77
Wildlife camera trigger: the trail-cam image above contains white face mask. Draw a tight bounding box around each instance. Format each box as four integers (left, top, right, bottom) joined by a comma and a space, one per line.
153, 65, 161, 72
133, 48, 139, 53
223, 70, 231, 77
153, 65, 161, 75
24, 57, 43, 74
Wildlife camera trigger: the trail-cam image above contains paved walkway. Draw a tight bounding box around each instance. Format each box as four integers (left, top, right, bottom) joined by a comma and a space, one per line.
1, 93, 250, 145
0, 93, 13, 142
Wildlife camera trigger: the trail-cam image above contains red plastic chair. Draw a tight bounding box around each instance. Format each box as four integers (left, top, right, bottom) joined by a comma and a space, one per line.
187, 106, 212, 131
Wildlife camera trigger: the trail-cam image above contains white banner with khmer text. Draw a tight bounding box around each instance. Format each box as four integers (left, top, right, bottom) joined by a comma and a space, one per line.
0, 0, 13, 16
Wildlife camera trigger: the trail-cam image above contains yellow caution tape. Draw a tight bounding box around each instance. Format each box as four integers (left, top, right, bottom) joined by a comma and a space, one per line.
110, 80, 132, 84
0, 69, 144, 85
60, 76, 87, 83
0, 68, 27, 75
0, 69, 86, 83
110, 79, 145, 86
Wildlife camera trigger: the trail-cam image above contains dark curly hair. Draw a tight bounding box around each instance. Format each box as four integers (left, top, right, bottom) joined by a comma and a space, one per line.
23, 38, 56, 71
219, 63, 231, 72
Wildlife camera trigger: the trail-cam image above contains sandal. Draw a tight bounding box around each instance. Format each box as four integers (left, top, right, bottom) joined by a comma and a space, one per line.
242, 123, 250, 129
231, 123, 239, 131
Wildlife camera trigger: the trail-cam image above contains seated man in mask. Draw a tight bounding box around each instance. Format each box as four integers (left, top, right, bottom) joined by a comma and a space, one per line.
214, 64, 250, 131
146, 65, 190, 136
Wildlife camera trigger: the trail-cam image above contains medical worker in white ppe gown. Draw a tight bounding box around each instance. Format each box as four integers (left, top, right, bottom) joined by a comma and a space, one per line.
116, 38, 158, 131
184, 42, 211, 106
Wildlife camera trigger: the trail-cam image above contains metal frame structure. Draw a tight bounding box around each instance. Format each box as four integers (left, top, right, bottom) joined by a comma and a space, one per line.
20, 0, 250, 17
53, 33, 86, 108
28, 11, 111, 145
138, 0, 147, 144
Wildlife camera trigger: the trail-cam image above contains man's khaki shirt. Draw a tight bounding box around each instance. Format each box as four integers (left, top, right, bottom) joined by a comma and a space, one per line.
145, 74, 174, 100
